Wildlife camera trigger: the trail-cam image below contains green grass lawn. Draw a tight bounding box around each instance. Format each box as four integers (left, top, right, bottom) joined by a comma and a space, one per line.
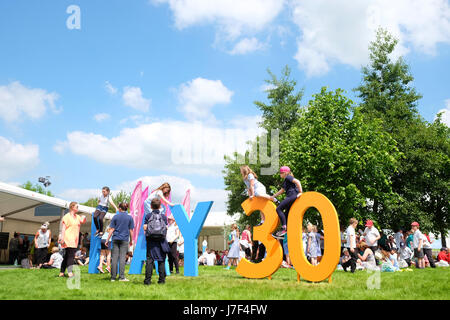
0, 265, 449, 300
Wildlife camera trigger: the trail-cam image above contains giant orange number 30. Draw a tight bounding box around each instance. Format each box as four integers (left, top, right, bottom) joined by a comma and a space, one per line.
236, 192, 341, 283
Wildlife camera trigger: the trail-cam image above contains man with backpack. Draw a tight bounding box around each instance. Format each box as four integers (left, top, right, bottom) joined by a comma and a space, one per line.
143, 198, 170, 285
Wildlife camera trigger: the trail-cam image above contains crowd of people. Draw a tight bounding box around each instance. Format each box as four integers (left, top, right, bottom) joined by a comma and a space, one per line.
337, 218, 450, 272
3, 168, 449, 282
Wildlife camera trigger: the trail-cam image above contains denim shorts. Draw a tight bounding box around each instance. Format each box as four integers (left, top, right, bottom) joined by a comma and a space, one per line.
96, 205, 109, 213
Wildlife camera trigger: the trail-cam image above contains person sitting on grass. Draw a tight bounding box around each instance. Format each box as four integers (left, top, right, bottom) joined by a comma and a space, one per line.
206, 250, 216, 266
380, 250, 399, 272
357, 241, 377, 271
437, 247, 449, 263
42, 247, 63, 269
389, 248, 400, 271
398, 242, 413, 267
74, 247, 89, 266
340, 248, 351, 267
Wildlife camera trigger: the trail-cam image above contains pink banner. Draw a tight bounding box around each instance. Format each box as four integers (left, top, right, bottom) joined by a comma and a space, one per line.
182, 189, 191, 218
140, 186, 149, 227
130, 181, 142, 244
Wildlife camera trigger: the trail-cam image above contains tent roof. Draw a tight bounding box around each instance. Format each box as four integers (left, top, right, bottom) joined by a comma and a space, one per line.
0, 182, 95, 224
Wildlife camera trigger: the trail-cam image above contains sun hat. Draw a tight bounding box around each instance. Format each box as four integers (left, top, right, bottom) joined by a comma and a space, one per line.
411, 221, 420, 227
365, 220, 373, 227
280, 166, 291, 173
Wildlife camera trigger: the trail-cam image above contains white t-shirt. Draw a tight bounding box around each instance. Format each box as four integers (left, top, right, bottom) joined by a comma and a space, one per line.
177, 235, 184, 254
166, 223, 179, 243
99, 194, 113, 207
50, 252, 63, 269
413, 229, 424, 248
399, 246, 413, 260
364, 227, 380, 246
345, 226, 356, 249
206, 253, 216, 266
149, 190, 164, 201
421, 234, 431, 249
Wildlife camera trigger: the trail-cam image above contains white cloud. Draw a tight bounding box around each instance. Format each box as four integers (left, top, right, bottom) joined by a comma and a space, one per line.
0, 81, 60, 123
58, 188, 100, 203
291, 0, 450, 77
152, 0, 284, 54
153, 0, 285, 39
436, 99, 450, 127
0, 136, 39, 180
93, 113, 111, 122
122, 86, 151, 112
229, 37, 266, 55
104, 81, 118, 95
178, 78, 234, 121
54, 118, 263, 177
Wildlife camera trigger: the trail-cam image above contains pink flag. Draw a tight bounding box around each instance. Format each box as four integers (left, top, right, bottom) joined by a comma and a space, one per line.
182, 189, 191, 218
130, 181, 142, 244
165, 193, 172, 218
140, 186, 149, 224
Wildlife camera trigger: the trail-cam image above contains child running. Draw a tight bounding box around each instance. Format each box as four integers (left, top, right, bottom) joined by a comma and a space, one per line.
271, 166, 303, 239
93, 187, 118, 237
240, 165, 272, 201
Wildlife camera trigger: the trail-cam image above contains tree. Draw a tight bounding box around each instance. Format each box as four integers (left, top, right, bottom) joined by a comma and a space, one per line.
413, 115, 450, 246
224, 66, 304, 225
21, 181, 54, 197
280, 88, 401, 226
355, 28, 429, 228
255, 65, 304, 135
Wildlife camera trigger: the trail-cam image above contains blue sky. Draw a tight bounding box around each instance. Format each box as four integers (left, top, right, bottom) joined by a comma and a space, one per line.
1, 0, 449, 213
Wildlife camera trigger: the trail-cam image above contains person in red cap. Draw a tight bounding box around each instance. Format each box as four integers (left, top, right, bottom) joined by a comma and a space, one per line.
411, 222, 425, 269
271, 166, 303, 239
363, 220, 380, 261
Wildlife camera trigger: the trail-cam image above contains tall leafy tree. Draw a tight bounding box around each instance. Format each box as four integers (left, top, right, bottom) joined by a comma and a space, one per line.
224, 66, 304, 225
414, 115, 450, 246
280, 88, 400, 226
355, 28, 427, 227
255, 65, 304, 135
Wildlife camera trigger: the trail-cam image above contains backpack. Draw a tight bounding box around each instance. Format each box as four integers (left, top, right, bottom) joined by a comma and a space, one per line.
146, 211, 167, 240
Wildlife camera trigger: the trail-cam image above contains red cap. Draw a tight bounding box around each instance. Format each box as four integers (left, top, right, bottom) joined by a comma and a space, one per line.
411, 221, 420, 227
365, 220, 373, 227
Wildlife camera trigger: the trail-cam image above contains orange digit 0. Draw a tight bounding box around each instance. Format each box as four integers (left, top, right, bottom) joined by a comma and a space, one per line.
236, 197, 283, 279
287, 192, 341, 282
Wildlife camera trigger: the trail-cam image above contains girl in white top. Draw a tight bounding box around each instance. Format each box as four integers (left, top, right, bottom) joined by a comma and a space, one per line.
93, 187, 118, 236
146, 183, 175, 216
240, 166, 272, 201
